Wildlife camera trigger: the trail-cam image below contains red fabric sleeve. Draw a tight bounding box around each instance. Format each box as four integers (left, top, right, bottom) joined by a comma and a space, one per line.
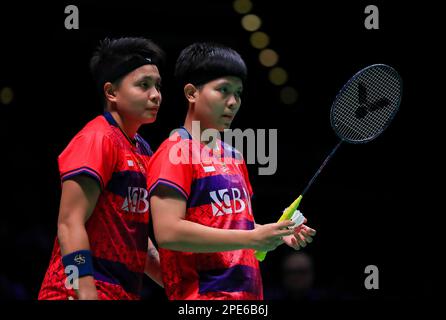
58, 131, 116, 189
148, 138, 193, 200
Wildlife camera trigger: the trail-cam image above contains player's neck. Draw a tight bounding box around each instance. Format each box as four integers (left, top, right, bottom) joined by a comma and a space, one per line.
110, 111, 139, 140
183, 117, 219, 149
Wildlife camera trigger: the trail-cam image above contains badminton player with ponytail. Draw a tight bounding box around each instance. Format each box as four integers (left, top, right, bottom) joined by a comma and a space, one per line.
147, 42, 316, 300
38, 37, 165, 300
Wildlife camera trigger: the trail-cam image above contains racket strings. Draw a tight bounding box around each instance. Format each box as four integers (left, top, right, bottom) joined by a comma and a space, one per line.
335, 68, 400, 140
336, 77, 395, 139
332, 66, 401, 142
359, 68, 399, 129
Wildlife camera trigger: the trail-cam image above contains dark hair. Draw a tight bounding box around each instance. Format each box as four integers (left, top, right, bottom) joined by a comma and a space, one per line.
174, 42, 247, 88
90, 37, 165, 92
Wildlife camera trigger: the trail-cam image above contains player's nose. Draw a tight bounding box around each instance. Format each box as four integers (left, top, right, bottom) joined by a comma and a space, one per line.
149, 89, 161, 105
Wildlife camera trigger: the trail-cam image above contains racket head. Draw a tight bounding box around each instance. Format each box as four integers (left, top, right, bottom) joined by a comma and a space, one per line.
330, 64, 403, 144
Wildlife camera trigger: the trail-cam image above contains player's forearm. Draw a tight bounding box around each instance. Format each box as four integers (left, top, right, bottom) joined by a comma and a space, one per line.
156, 219, 254, 252
144, 238, 163, 287
57, 221, 91, 255
57, 221, 98, 300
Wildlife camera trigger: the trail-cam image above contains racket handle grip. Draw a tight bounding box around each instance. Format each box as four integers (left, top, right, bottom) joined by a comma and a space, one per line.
254, 195, 303, 262
254, 251, 267, 261
255, 250, 267, 261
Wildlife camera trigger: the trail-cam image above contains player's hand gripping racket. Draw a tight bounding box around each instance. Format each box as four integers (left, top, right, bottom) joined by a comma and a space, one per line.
255, 64, 403, 261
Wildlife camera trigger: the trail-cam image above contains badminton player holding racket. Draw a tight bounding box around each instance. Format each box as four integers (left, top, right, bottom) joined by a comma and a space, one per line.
255, 63, 402, 262
147, 42, 316, 300
38, 37, 165, 300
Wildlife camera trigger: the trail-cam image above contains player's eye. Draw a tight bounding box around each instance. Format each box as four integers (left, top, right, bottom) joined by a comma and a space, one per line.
217, 87, 229, 94
140, 82, 149, 89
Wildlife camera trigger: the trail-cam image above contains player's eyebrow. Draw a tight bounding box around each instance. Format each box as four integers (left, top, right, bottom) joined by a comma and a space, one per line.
218, 80, 243, 91
137, 74, 162, 83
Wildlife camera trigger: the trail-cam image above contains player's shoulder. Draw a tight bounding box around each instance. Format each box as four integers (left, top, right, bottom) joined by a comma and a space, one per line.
66, 115, 114, 148
74, 114, 106, 134
156, 128, 192, 153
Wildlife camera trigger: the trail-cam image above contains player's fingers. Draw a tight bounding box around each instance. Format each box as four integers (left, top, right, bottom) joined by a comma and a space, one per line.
294, 224, 304, 233
301, 225, 316, 236
300, 229, 314, 242
282, 235, 298, 249
290, 237, 301, 250
276, 220, 296, 229
296, 233, 307, 247
286, 237, 300, 250
276, 230, 295, 240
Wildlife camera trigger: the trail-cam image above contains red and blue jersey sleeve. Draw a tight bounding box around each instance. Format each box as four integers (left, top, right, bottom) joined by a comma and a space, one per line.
58, 131, 117, 190
148, 138, 193, 200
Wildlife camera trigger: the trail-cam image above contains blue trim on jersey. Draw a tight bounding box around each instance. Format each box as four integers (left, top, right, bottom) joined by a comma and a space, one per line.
106, 170, 147, 197
135, 134, 153, 156
188, 174, 248, 208
103, 112, 119, 127
228, 218, 255, 230
61, 167, 104, 190
175, 127, 243, 160
93, 257, 144, 296
177, 126, 193, 140
198, 265, 260, 295
220, 140, 243, 160
104, 112, 153, 156
148, 178, 189, 200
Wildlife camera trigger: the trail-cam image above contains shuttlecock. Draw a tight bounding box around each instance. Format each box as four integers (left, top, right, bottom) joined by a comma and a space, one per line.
291, 210, 305, 227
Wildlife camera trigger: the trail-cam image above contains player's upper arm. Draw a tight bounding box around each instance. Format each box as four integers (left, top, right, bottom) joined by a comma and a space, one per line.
58, 131, 117, 190
149, 184, 187, 246
58, 175, 101, 226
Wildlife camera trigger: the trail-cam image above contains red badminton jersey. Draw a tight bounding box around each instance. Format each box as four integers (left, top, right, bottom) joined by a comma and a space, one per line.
147, 128, 263, 300
39, 112, 153, 300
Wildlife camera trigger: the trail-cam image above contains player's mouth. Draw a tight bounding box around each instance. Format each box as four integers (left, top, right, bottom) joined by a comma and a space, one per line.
146, 105, 159, 113
221, 114, 234, 121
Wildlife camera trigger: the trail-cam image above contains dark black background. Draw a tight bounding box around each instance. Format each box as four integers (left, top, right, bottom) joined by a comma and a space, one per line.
0, 0, 442, 303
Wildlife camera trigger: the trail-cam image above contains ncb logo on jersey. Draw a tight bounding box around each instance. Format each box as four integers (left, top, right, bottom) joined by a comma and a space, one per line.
210, 187, 251, 216
122, 187, 149, 213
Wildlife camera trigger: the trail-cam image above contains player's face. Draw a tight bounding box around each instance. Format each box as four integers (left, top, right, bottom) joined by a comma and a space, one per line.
114, 64, 162, 124
194, 76, 242, 131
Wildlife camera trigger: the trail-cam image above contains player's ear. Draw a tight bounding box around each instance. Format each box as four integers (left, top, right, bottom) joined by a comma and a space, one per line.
104, 82, 118, 103
184, 83, 198, 103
